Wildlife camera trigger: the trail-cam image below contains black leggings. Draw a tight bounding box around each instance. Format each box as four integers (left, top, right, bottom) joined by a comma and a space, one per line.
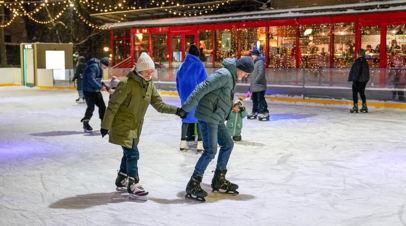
83, 91, 106, 120
181, 123, 202, 141
252, 91, 268, 114
352, 82, 367, 104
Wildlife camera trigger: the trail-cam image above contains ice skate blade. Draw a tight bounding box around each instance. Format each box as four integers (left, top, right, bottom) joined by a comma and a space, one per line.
258, 117, 270, 121
84, 130, 93, 133
116, 187, 127, 192
185, 193, 206, 202
180, 148, 188, 152
212, 189, 239, 195
196, 150, 204, 155
121, 193, 148, 201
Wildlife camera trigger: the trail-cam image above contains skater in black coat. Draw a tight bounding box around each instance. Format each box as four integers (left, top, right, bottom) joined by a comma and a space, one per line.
72, 56, 86, 103
348, 49, 370, 113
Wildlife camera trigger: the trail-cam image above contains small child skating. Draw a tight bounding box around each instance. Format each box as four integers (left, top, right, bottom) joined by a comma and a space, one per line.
227, 98, 248, 141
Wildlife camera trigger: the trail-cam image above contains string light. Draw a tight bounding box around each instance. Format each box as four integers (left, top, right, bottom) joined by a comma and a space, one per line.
150, 0, 232, 17
20, 5, 68, 24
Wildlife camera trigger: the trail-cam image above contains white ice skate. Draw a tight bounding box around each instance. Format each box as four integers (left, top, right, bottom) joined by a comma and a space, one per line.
197, 141, 204, 154
258, 113, 270, 121
122, 180, 148, 201
180, 140, 188, 151
247, 113, 257, 120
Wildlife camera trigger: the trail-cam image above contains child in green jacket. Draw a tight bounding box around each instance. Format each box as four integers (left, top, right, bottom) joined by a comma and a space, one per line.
227, 98, 248, 141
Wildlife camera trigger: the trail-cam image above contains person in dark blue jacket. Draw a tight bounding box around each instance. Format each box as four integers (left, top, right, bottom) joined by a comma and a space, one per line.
81, 57, 110, 132
176, 45, 208, 153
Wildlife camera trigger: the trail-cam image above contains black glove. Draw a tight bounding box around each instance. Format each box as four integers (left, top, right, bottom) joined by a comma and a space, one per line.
101, 128, 109, 138
176, 108, 188, 119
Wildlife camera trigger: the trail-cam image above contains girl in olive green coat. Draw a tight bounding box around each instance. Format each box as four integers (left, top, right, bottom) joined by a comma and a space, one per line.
101, 52, 179, 200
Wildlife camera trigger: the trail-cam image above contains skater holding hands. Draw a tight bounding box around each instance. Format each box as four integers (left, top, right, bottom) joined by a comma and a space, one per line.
227, 98, 248, 141
101, 52, 181, 200
177, 57, 254, 201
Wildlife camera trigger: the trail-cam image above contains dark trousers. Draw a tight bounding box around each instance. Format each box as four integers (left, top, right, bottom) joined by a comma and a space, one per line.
352, 82, 367, 104
119, 140, 140, 178
181, 123, 202, 141
83, 91, 106, 120
251, 91, 268, 114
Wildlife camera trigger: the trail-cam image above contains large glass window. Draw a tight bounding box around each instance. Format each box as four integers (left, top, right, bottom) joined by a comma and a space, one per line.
268, 26, 296, 68
172, 35, 182, 68
215, 28, 237, 67
185, 34, 196, 57
240, 27, 266, 57
299, 24, 331, 68
152, 34, 168, 68
199, 30, 213, 67
361, 25, 380, 68
133, 33, 149, 61
113, 28, 124, 39
333, 23, 355, 68
113, 40, 124, 64
386, 24, 406, 69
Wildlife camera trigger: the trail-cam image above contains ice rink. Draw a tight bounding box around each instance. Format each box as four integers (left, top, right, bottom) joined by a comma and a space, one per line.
1, 87, 406, 226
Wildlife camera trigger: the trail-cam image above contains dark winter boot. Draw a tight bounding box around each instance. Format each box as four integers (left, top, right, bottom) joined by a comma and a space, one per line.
211, 169, 239, 194
83, 119, 93, 132
349, 103, 358, 113
75, 97, 80, 102
127, 176, 148, 200
185, 175, 208, 201
115, 172, 128, 191
360, 103, 368, 113
233, 136, 242, 141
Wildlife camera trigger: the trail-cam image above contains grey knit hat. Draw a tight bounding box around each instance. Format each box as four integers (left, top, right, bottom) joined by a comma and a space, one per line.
236, 56, 254, 73
100, 57, 111, 67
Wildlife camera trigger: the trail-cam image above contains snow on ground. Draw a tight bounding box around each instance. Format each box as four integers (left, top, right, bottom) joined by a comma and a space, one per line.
1, 86, 406, 226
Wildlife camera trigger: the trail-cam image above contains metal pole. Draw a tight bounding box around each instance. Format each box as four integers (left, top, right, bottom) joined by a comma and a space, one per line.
302, 68, 306, 99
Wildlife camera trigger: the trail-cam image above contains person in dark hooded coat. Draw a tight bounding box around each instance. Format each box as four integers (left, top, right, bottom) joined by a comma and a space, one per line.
72, 56, 86, 103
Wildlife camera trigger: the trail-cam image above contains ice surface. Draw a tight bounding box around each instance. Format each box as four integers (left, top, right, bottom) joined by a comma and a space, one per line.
1, 87, 406, 226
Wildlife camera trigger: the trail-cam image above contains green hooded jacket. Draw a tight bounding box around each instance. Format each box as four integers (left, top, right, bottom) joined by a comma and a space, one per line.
226, 109, 248, 136
101, 70, 178, 148
182, 58, 237, 124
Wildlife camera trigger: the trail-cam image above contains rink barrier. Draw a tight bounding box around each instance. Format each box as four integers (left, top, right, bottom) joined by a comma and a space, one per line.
37, 86, 76, 90
157, 91, 406, 110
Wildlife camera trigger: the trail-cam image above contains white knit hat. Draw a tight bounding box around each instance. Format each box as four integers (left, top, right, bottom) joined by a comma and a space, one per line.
136, 52, 155, 72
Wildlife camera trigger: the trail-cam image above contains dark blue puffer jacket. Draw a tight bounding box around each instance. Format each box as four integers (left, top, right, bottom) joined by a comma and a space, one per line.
82, 58, 103, 92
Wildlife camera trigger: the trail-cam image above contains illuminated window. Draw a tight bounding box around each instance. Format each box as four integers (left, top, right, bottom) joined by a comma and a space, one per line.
268, 26, 296, 68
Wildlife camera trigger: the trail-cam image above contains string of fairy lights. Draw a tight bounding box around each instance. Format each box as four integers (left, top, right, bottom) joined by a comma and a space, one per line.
0, 0, 233, 29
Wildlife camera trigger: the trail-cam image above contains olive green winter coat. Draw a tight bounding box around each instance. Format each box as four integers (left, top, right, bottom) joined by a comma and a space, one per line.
182, 58, 237, 124
101, 70, 178, 148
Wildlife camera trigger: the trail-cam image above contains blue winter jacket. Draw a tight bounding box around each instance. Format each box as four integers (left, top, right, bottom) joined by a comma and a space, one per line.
182, 58, 237, 124
82, 58, 103, 92
176, 54, 208, 123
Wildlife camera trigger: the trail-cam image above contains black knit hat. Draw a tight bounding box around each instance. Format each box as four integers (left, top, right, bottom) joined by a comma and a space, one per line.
250, 49, 260, 56
188, 44, 200, 57
100, 57, 111, 67
236, 56, 254, 74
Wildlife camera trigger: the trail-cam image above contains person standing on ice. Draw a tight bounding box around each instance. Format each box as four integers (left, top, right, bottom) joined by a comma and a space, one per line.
176, 44, 207, 153
177, 56, 254, 201
226, 98, 248, 141
72, 56, 86, 103
81, 57, 110, 132
247, 49, 269, 121
100, 52, 182, 200
348, 49, 370, 113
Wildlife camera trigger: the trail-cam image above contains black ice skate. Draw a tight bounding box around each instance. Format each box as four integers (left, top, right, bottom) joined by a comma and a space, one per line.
360, 103, 368, 113
125, 177, 148, 201
82, 119, 93, 132
258, 113, 270, 121
115, 172, 128, 192
211, 169, 239, 195
185, 175, 208, 202
247, 113, 257, 119
350, 103, 358, 113
233, 136, 242, 141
